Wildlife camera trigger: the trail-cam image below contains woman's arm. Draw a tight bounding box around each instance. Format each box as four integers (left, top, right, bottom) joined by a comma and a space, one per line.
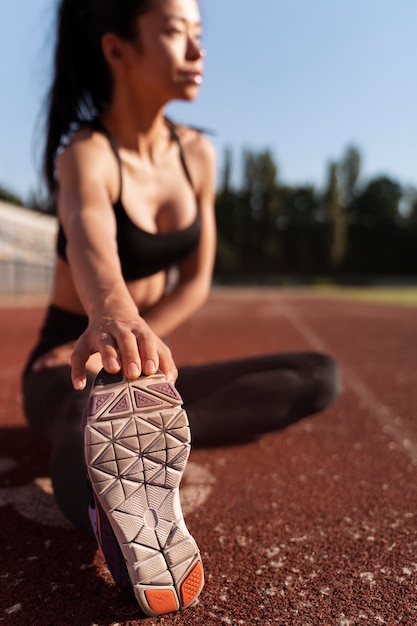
140, 134, 217, 337
56, 133, 177, 389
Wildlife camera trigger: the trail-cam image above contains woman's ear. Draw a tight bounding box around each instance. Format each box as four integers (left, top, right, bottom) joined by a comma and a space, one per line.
101, 33, 130, 70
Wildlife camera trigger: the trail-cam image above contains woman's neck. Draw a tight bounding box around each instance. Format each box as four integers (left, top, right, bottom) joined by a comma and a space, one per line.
101, 100, 170, 161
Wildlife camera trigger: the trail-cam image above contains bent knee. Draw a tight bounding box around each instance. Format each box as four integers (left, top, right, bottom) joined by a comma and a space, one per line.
310, 353, 342, 413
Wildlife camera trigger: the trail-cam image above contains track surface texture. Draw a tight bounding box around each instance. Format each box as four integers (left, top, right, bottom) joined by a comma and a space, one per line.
1, 287, 416, 626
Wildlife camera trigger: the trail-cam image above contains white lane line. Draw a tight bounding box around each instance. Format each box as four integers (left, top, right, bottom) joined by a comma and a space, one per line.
279, 302, 417, 465
181, 461, 216, 516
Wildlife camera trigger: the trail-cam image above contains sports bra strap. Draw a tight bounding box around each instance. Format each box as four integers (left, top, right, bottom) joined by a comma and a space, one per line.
165, 118, 195, 190
90, 118, 123, 204
91, 117, 195, 203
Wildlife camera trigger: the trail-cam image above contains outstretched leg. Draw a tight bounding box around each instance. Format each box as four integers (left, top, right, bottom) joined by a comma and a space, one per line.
22, 352, 341, 528
177, 352, 341, 447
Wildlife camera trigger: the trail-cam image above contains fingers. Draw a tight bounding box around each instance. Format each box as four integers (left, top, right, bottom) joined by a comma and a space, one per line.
71, 331, 124, 389
157, 341, 178, 383
71, 321, 178, 390
118, 328, 157, 379
71, 334, 92, 390
96, 332, 122, 374
115, 329, 177, 382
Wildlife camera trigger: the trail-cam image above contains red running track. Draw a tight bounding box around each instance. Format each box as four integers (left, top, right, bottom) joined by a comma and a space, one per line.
0, 288, 417, 626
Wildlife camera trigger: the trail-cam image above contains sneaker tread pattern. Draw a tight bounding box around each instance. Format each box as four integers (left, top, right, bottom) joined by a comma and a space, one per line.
84, 372, 204, 617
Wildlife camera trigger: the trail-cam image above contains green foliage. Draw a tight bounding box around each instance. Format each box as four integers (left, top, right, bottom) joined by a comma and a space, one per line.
215, 145, 417, 282
323, 160, 348, 270
406, 195, 417, 230
0, 186, 24, 207
339, 146, 361, 206
349, 176, 402, 226
0, 184, 54, 214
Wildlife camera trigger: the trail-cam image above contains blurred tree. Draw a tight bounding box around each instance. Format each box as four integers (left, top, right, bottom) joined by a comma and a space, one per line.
276, 185, 323, 275
277, 185, 321, 228
214, 144, 414, 282
0, 185, 24, 207
349, 176, 402, 226
240, 148, 280, 271
215, 147, 246, 273
339, 146, 361, 208
323, 161, 347, 271
401, 187, 417, 228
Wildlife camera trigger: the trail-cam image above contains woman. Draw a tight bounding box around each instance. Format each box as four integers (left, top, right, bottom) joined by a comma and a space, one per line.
23, 0, 340, 617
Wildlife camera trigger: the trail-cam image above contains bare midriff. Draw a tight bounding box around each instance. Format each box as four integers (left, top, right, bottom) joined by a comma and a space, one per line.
50, 257, 167, 375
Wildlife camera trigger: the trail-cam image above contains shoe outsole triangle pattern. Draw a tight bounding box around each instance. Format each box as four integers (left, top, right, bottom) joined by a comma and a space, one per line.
84, 370, 204, 617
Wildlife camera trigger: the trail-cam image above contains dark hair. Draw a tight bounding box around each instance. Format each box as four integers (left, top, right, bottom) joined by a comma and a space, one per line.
43, 0, 152, 194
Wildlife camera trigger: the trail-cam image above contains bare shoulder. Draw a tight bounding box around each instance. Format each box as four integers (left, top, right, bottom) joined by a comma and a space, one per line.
174, 125, 216, 192
56, 127, 119, 198
177, 125, 215, 163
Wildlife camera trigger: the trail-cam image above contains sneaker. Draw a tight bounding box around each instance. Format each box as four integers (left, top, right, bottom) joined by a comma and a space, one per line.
84, 369, 204, 617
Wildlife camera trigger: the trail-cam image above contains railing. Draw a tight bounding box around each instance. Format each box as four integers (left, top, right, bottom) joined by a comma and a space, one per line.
0, 259, 54, 294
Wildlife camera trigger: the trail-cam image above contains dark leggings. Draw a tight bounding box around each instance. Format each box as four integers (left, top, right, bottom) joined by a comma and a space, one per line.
22, 352, 341, 535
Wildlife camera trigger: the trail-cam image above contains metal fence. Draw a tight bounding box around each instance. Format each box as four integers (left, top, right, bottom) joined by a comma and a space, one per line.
0, 201, 56, 295
0, 259, 54, 295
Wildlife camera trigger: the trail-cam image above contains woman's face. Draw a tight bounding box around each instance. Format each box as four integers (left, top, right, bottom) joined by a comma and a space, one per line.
130, 0, 204, 104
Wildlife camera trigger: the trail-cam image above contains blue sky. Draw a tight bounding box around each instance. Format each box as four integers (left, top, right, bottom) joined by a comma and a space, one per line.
0, 0, 416, 201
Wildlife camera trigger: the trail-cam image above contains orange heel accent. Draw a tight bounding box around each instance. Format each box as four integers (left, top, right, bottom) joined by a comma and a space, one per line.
180, 561, 204, 606
144, 589, 179, 615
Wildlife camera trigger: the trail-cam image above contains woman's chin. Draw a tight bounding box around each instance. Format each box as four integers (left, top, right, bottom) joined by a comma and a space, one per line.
173, 83, 202, 102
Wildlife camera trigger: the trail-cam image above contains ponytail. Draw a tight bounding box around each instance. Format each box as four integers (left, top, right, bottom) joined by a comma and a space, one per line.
43, 0, 151, 196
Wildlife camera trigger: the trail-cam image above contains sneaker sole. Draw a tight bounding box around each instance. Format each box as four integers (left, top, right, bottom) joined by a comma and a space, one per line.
84, 370, 204, 617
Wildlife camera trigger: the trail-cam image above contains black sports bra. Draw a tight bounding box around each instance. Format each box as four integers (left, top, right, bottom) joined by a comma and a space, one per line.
56, 120, 201, 281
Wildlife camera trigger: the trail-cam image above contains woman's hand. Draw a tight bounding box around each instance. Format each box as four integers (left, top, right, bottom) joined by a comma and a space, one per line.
70, 314, 178, 390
